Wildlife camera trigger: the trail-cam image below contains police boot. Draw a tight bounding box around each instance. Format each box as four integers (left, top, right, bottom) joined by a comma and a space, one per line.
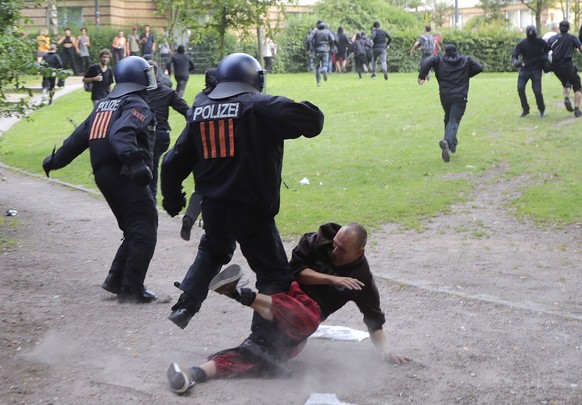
101, 272, 122, 294
117, 287, 158, 304
168, 283, 201, 329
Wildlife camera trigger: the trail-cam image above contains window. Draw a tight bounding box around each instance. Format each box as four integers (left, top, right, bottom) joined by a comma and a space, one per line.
57, 7, 83, 29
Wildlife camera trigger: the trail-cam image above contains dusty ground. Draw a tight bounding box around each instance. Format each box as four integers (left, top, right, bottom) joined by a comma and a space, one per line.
1, 157, 581, 405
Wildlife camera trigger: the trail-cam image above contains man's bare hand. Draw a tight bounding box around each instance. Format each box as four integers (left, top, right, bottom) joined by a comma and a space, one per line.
331, 276, 364, 290
383, 351, 411, 365
418, 78, 425, 85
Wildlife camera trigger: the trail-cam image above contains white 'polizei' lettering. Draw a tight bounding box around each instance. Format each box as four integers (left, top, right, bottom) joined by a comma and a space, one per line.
96, 99, 121, 112
192, 103, 240, 121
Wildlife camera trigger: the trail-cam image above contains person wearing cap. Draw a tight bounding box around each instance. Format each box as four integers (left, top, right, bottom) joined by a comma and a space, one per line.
42, 56, 160, 304
166, 44, 195, 98
547, 20, 582, 117
128, 26, 141, 56
511, 25, 549, 118
160, 52, 325, 330
418, 44, 483, 162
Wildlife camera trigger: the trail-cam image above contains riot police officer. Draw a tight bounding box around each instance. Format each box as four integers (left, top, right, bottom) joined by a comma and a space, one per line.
161, 53, 325, 329
42, 56, 160, 304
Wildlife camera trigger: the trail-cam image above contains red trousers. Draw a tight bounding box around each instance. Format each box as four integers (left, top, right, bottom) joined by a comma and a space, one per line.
211, 281, 320, 378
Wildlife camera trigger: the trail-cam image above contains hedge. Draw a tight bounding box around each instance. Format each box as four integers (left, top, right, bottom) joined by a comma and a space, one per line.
28, 25, 580, 75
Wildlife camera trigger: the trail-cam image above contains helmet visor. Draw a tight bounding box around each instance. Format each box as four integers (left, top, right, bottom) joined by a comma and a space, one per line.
146, 65, 158, 91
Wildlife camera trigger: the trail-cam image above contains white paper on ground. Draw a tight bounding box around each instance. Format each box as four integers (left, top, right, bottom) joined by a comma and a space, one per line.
304, 393, 358, 405
308, 324, 370, 342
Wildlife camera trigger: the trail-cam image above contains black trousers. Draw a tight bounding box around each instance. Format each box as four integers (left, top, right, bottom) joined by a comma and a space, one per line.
440, 96, 467, 152
94, 164, 158, 292
517, 68, 544, 113
149, 130, 171, 198
62, 47, 78, 75
178, 198, 293, 314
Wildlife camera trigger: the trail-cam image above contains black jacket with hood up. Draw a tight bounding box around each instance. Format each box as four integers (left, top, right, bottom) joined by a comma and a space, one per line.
419, 46, 483, 102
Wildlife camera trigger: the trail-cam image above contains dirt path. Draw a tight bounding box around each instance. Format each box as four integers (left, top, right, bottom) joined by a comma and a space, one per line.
1, 163, 581, 404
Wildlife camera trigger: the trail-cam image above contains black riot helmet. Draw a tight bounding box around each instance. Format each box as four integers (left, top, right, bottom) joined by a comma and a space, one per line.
110, 56, 157, 98
208, 53, 265, 100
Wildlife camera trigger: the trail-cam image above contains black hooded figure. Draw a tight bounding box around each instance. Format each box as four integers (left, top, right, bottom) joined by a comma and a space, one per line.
417, 44, 483, 162
511, 25, 550, 117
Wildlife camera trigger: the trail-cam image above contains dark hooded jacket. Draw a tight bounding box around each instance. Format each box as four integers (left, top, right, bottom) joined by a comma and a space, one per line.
309, 23, 335, 53
419, 46, 483, 102
511, 28, 549, 71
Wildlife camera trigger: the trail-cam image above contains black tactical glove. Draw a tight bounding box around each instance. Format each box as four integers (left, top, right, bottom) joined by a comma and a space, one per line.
42, 146, 56, 177
163, 192, 186, 217
513, 61, 525, 68
125, 150, 153, 187
130, 163, 153, 187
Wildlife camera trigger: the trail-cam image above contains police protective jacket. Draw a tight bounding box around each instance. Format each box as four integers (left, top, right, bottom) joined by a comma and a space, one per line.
161, 91, 324, 216
47, 92, 156, 172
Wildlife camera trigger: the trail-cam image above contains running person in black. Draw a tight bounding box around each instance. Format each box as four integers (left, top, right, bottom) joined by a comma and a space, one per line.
370, 21, 392, 80
161, 53, 325, 329
40, 44, 63, 105
307, 21, 335, 86
42, 56, 159, 304
547, 20, 582, 117
145, 60, 189, 198
418, 44, 483, 162
511, 25, 549, 118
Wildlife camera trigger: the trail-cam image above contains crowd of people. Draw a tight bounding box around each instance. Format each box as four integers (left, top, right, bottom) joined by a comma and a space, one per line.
304, 19, 445, 85
36, 18, 582, 167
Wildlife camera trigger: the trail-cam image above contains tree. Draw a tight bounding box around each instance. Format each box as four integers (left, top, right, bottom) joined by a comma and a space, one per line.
517, 0, 554, 30
314, 0, 421, 32
433, 0, 454, 28
0, 0, 36, 118
477, 0, 510, 21
153, 0, 289, 60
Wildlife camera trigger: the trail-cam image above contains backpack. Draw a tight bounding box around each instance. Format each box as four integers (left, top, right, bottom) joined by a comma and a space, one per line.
421, 34, 435, 55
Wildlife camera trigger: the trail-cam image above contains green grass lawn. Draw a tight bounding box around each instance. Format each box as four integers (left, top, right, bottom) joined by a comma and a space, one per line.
1, 72, 580, 237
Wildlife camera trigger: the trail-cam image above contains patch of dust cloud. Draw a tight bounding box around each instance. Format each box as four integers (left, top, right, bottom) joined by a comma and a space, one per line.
294, 342, 381, 404
24, 329, 150, 390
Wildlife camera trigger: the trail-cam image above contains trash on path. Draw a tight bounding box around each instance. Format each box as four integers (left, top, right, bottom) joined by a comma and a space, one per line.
304, 393, 358, 405
309, 325, 369, 342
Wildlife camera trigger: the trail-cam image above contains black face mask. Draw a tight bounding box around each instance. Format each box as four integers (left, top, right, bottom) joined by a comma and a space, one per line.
526, 26, 537, 40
